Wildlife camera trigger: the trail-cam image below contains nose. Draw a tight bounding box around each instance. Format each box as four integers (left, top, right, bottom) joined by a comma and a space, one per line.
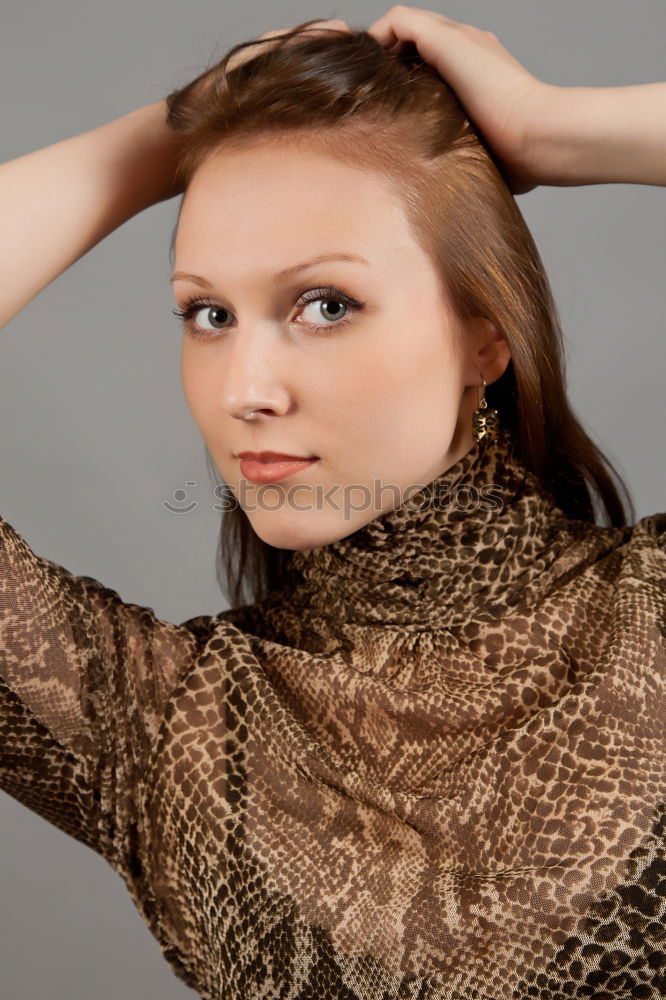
220, 323, 293, 420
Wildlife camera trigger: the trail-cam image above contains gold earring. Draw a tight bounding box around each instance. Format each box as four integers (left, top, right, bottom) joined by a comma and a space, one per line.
471, 374, 499, 443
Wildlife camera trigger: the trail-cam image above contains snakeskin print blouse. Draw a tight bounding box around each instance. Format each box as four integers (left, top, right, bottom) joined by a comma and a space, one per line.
1, 426, 665, 1000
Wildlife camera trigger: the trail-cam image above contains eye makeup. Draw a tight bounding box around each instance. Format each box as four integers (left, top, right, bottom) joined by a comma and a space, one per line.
172, 284, 365, 340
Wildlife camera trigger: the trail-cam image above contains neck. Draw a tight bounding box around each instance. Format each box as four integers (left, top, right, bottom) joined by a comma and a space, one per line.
277, 427, 570, 630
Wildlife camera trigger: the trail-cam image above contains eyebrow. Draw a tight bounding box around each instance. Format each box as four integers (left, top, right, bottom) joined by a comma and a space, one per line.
170, 252, 370, 288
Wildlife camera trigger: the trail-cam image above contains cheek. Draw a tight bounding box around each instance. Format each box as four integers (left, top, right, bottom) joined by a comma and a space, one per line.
180, 345, 217, 427
311, 329, 461, 467
341, 327, 461, 417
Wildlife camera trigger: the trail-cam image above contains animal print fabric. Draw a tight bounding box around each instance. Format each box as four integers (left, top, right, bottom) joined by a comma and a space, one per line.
1, 426, 665, 999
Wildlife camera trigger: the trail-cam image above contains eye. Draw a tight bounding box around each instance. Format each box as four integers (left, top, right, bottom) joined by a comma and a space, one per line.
171, 298, 231, 339
172, 285, 364, 340
295, 286, 363, 335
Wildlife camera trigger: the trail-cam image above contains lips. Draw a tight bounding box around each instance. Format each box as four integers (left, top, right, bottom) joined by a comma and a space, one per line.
236, 451, 319, 485
237, 451, 315, 463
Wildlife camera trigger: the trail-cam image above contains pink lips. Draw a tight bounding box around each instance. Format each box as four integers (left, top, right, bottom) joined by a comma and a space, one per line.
236, 451, 319, 485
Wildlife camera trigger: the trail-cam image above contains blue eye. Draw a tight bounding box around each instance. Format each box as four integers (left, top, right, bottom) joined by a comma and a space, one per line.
171, 300, 231, 337
296, 286, 363, 334
172, 285, 364, 340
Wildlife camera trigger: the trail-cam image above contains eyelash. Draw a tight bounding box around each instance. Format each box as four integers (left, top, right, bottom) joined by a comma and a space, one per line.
171, 285, 364, 341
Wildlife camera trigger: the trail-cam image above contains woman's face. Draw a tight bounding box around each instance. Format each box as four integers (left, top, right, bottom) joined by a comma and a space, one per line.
173, 138, 509, 550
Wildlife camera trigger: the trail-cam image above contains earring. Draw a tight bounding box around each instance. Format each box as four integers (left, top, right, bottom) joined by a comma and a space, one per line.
471, 374, 499, 443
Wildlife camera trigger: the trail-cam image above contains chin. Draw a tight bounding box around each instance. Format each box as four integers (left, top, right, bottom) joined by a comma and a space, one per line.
247, 510, 361, 552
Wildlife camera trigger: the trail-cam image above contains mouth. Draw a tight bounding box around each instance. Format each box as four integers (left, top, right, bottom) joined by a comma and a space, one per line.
236, 451, 318, 463
236, 452, 319, 485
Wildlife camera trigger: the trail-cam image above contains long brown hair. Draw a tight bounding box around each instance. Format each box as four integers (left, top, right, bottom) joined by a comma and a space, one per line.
165, 20, 635, 609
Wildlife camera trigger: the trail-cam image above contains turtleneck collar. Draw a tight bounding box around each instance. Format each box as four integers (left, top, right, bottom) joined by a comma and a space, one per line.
280, 427, 574, 630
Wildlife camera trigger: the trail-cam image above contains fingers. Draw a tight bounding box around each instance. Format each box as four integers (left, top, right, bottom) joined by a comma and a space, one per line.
368, 6, 452, 48
226, 21, 351, 74
367, 6, 502, 59
366, 6, 471, 79
259, 19, 351, 42
303, 19, 352, 32
366, 5, 533, 96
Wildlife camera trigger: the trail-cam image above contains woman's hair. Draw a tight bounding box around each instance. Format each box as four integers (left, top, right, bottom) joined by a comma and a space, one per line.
165, 19, 635, 610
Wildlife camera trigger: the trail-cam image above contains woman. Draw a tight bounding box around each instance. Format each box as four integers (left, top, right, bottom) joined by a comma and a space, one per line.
1, 8, 665, 999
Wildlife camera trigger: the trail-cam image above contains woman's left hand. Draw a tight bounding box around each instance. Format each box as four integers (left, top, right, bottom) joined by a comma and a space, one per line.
367, 5, 559, 195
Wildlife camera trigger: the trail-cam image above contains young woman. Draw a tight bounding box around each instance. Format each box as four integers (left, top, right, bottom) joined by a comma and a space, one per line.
1, 8, 664, 999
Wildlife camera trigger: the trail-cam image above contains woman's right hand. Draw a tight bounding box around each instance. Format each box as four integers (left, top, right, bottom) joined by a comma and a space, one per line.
172, 19, 353, 112
225, 19, 352, 74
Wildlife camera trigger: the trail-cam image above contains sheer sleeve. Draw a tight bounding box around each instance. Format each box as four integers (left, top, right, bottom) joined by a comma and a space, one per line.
0, 513, 215, 869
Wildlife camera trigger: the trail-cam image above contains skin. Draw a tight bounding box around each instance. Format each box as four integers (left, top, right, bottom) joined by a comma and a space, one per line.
172, 137, 511, 551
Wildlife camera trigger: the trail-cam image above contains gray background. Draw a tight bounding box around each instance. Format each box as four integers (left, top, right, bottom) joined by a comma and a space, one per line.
1, 0, 664, 997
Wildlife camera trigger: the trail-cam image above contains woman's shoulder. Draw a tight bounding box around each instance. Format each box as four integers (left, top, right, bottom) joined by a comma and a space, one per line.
586, 511, 666, 634
623, 511, 666, 584
630, 510, 666, 542
565, 509, 666, 579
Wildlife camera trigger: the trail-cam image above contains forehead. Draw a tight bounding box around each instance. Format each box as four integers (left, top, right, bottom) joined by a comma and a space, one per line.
174, 140, 416, 266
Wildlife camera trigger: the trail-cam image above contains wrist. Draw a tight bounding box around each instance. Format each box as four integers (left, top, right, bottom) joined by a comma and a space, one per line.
97, 99, 185, 211
533, 83, 666, 187
128, 99, 186, 204
524, 85, 594, 187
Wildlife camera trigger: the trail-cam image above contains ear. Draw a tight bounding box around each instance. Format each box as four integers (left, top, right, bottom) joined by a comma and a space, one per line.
463, 317, 511, 386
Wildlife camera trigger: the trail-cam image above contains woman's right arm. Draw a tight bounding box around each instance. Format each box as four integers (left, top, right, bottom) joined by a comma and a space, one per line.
0, 99, 183, 328
0, 510, 221, 872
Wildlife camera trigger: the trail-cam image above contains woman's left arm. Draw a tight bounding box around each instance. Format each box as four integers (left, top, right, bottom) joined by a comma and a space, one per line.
368, 6, 666, 191
538, 83, 666, 188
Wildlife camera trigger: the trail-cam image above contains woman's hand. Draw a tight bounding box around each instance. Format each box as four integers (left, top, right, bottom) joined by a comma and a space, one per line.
367, 5, 560, 195
226, 19, 352, 74
174, 20, 353, 109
